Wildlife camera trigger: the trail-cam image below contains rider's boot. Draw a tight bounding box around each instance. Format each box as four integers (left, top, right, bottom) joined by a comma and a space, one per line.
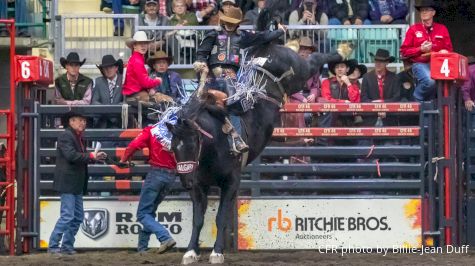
222, 117, 248, 154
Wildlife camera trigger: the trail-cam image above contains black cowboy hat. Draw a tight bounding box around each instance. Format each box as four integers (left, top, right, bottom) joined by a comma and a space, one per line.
354, 64, 367, 76
414, 0, 438, 11
328, 59, 357, 76
96, 54, 124, 74
62, 108, 87, 127
60, 52, 86, 68
369, 49, 395, 63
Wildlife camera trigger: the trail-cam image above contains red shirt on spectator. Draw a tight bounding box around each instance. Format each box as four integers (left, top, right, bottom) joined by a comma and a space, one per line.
122, 51, 161, 96
321, 77, 360, 103
122, 126, 176, 170
400, 22, 453, 63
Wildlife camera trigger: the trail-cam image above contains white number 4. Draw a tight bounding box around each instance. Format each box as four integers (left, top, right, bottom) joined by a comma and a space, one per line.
440, 59, 450, 77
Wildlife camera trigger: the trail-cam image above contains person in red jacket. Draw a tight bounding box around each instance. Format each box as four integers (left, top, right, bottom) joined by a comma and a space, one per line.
119, 119, 177, 254
400, 0, 453, 101
321, 59, 360, 103
123, 31, 165, 105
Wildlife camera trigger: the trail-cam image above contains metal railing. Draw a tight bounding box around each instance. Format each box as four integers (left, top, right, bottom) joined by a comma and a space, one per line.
54, 13, 408, 70
55, 13, 139, 68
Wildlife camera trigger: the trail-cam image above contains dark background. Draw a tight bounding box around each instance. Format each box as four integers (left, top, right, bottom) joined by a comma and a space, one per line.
435, 0, 475, 56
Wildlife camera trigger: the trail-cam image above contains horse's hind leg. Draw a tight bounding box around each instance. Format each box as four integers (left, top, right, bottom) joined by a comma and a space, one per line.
182, 184, 208, 265
210, 176, 238, 264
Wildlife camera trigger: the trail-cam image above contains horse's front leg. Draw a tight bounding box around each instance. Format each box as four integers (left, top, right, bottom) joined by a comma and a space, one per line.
182, 184, 208, 265
210, 174, 239, 264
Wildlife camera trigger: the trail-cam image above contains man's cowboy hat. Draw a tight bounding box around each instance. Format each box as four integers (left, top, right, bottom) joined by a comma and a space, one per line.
354, 64, 367, 76
369, 49, 396, 63
125, 31, 153, 49
62, 108, 87, 126
96, 54, 124, 74
147, 50, 173, 68
60, 52, 86, 68
414, 0, 438, 11
298, 36, 316, 52
219, 6, 243, 24
328, 59, 357, 76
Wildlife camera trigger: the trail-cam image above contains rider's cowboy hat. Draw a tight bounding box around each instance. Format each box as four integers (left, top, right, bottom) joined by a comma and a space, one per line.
328, 59, 357, 76
219, 6, 243, 24
369, 48, 395, 63
96, 54, 124, 74
298, 36, 316, 52
62, 108, 88, 126
147, 51, 173, 68
60, 52, 86, 68
125, 31, 153, 49
414, 0, 438, 11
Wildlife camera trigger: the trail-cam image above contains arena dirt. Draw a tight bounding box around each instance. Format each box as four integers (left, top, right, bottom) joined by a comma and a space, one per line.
0, 249, 473, 266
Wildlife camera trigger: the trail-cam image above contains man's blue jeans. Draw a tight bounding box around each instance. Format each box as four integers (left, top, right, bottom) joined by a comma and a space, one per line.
412, 63, 437, 101
48, 194, 84, 252
137, 168, 175, 251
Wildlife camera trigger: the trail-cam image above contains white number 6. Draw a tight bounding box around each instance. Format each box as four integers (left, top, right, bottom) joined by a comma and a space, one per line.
440, 59, 450, 77
21, 61, 31, 79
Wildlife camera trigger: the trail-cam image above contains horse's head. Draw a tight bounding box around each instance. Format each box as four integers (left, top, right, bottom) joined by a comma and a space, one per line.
167, 118, 202, 190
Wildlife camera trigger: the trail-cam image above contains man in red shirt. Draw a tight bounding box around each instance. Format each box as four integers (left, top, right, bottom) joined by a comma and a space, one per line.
119, 122, 177, 254
400, 0, 453, 101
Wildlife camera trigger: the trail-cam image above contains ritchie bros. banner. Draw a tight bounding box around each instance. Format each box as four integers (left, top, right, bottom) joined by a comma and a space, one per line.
237, 198, 422, 250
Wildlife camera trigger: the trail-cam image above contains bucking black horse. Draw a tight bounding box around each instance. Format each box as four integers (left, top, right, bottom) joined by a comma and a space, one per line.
167, 6, 351, 264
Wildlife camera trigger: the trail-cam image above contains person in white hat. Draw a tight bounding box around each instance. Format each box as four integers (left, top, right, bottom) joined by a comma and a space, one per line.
122, 31, 163, 104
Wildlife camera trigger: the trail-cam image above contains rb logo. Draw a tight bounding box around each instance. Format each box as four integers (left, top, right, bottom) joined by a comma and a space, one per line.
267, 209, 292, 232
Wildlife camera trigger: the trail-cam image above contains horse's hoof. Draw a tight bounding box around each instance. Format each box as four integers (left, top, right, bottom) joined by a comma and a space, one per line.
182, 250, 200, 265
209, 250, 224, 264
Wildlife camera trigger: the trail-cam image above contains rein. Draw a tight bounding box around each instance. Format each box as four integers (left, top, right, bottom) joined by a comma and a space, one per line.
255, 66, 294, 107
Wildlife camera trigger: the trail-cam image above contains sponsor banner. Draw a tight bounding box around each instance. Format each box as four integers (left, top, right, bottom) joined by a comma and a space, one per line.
39, 200, 218, 249
238, 198, 421, 250
281, 103, 420, 113
272, 127, 420, 137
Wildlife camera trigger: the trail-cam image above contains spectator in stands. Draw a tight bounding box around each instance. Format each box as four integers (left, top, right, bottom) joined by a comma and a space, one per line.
291, 0, 329, 13
185, 0, 218, 25
55, 53, 93, 106
368, 0, 408, 24
92, 55, 124, 128
327, 0, 370, 25
139, 0, 170, 53
0, 0, 30, 37
124, 31, 171, 107
319, 59, 359, 131
361, 49, 400, 126
398, 57, 415, 102
169, 0, 199, 63
462, 56, 475, 113
147, 51, 185, 104
400, 0, 453, 101
288, 0, 328, 39
47, 110, 106, 255
349, 63, 366, 85
119, 116, 177, 254
112, 0, 143, 36
242, 0, 265, 27
284, 37, 320, 128
321, 59, 360, 103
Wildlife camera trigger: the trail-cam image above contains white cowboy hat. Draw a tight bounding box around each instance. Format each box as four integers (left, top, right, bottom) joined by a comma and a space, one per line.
125, 31, 153, 49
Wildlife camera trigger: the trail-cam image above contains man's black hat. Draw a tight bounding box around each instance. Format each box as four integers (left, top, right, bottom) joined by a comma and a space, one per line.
60, 52, 86, 68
